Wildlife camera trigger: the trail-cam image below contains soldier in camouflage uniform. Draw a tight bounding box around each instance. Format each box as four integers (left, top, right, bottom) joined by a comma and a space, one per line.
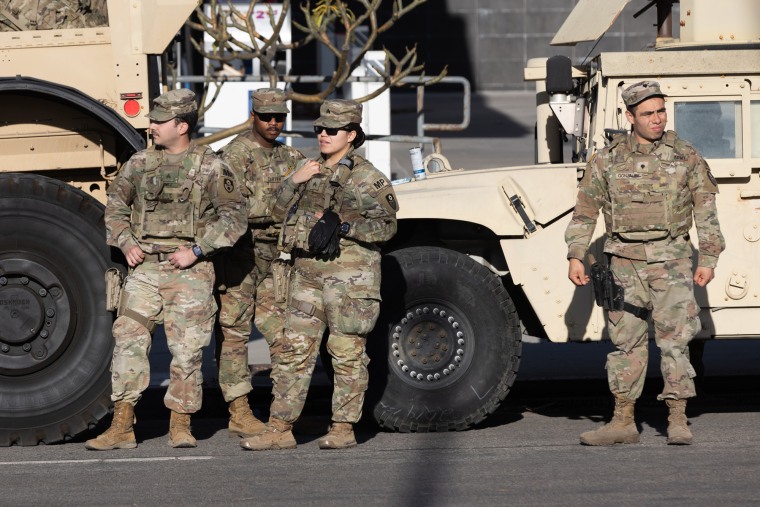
1, 0, 107, 31
240, 99, 398, 451
213, 88, 303, 439
565, 81, 725, 446
85, 89, 247, 450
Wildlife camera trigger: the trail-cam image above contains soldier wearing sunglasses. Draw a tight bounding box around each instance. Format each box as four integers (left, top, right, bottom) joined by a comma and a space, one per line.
213, 88, 304, 439
240, 99, 398, 451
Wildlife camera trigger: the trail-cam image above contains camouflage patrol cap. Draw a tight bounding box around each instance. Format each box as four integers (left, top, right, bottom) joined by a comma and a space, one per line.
314, 99, 363, 128
622, 81, 666, 107
252, 88, 290, 114
147, 89, 197, 121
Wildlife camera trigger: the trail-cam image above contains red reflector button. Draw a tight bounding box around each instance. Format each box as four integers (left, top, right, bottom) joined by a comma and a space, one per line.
123, 99, 141, 117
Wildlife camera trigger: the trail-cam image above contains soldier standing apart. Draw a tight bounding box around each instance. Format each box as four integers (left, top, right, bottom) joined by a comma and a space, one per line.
214, 88, 303, 438
565, 81, 724, 446
240, 99, 398, 451
86, 89, 247, 450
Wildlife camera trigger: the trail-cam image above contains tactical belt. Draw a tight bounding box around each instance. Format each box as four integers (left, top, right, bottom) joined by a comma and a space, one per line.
290, 297, 327, 323
142, 252, 172, 263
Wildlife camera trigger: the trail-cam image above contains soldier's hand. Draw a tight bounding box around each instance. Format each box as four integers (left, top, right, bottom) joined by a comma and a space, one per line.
124, 245, 145, 267
169, 246, 198, 269
694, 266, 715, 287
291, 159, 321, 184
568, 258, 590, 286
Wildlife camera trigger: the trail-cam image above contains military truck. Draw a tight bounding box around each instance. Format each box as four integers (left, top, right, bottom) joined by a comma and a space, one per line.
0, 0, 198, 445
367, 0, 760, 432
1, 0, 757, 444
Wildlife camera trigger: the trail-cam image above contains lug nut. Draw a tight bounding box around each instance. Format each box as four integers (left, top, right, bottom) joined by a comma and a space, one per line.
1, 344, 9, 353
40, 330, 49, 338
21, 277, 29, 285
46, 308, 55, 317
39, 288, 47, 297
23, 343, 31, 351
0, 277, 7, 285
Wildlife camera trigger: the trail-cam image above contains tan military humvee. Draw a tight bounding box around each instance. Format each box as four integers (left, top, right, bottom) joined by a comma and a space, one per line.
368, 0, 760, 432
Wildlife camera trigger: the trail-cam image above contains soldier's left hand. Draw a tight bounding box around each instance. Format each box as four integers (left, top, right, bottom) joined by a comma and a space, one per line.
168, 246, 198, 269
694, 266, 715, 287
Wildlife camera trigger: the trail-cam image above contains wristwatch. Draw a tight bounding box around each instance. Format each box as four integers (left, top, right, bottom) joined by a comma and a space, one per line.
191, 244, 204, 258
339, 222, 351, 236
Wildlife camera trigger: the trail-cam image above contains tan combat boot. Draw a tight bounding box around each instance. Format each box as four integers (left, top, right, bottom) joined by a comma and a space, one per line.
85, 401, 137, 450
239, 418, 296, 451
580, 395, 640, 446
666, 399, 693, 445
228, 395, 266, 438
318, 422, 357, 450
168, 411, 197, 448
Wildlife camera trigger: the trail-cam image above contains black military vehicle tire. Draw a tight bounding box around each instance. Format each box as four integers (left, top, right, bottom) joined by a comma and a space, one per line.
0, 174, 115, 445
368, 246, 522, 432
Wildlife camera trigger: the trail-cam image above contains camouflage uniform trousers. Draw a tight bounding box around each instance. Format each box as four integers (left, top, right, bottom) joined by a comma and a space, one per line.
252, 236, 288, 389
111, 258, 217, 413
270, 243, 381, 424
606, 256, 700, 401
213, 230, 256, 402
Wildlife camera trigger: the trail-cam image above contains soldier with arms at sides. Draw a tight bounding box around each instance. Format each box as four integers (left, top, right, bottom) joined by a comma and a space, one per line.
240, 99, 398, 451
565, 81, 725, 446
86, 89, 247, 450
213, 88, 304, 439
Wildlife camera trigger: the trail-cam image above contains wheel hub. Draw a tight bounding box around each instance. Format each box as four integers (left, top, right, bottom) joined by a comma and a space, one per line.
0, 259, 71, 375
390, 303, 472, 389
0, 285, 44, 343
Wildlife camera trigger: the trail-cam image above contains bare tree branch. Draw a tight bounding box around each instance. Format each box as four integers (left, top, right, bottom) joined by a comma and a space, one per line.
189, 0, 447, 139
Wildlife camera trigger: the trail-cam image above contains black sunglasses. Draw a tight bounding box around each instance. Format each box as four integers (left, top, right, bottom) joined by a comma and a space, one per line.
256, 112, 286, 123
314, 126, 349, 136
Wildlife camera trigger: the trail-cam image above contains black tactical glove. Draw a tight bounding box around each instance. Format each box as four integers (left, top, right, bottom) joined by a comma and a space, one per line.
308, 209, 341, 257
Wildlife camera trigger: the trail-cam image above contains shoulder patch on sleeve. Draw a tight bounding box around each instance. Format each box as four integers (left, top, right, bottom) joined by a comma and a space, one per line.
385, 192, 398, 212
223, 177, 235, 194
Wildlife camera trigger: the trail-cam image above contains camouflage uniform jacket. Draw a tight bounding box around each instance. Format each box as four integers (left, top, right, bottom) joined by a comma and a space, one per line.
1, 0, 107, 31
273, 152, 398, 251
565, 131, 725, 268
105, 143, 247, 256
220, 131, 304, 240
